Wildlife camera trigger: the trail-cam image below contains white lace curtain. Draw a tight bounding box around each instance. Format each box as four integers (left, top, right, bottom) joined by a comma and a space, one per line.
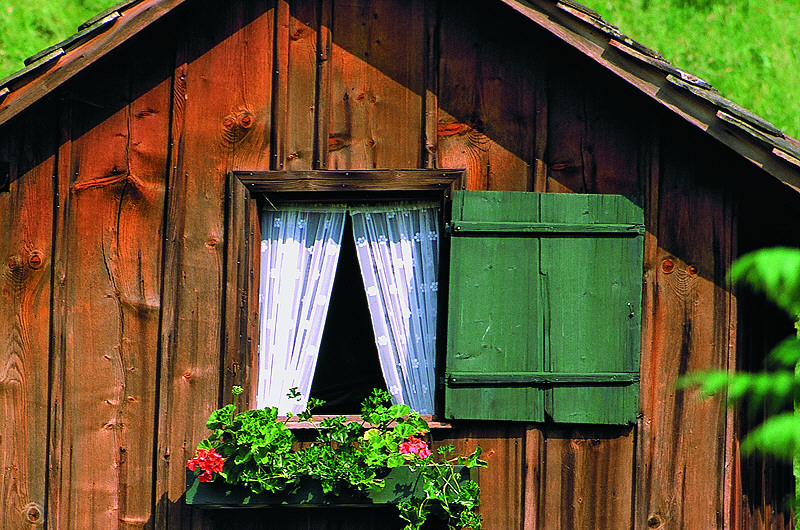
257, 206, 346, 412
350, 204, 439, 414
257, 202, 440, 415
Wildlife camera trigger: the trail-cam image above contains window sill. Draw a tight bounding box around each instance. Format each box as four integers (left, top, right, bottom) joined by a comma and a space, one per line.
185, 466, 467, 508
278, 414, 453, 430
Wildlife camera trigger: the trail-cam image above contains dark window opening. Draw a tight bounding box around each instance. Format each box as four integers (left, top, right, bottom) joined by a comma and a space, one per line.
309, 215, 387, 413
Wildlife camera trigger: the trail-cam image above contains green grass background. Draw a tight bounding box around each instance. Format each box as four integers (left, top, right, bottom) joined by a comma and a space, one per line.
1, 0, 799, 138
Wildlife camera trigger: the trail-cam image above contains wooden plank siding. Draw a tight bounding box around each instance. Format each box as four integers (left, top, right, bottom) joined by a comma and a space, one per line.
0, 0, 796, 528
0, 104, 55, 529
154, 1, 275, 528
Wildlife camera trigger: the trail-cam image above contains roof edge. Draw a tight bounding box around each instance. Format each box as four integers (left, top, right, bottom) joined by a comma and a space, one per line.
501, 0, 800, 192
0, 0, 186, 128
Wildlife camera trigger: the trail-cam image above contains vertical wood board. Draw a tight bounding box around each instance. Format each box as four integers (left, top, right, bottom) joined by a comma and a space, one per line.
635, 125, 735, 529
328, 0, 425, 169
154, 0, 275, 527
52, 33, 171, 527
0, 108, 55, 529
437, 0, 541, 191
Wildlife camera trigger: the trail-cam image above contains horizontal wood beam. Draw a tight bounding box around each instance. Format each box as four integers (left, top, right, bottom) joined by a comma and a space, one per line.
233, 170, 463, 193
448, 221, 645, 235
446, 372, 640, 385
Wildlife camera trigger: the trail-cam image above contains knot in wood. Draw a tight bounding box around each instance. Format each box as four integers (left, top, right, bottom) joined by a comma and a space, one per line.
646, 514, 663, 528
7, 255, 21, 271
687, 264, 698, 276
239, 112, 254, 128
28, 251, 43, 269
25, 502, 43, 524
661, 258, 675, 274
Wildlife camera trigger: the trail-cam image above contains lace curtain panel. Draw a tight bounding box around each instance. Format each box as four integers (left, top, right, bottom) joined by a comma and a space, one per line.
257, 202, 440, 415
257, 206, 346, 412
350, 203, 439, 414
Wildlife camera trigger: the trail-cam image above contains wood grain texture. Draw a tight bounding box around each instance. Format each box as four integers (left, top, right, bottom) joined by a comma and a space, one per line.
545, 45, 644, 196
635, 122, 736, 529
238, 169, 460, 192
328, 0, 425, 169
50, 30, 171, 527
437, 0, 539, 192
275, 0, 322, 171
0, 106, 54, 529
524, 426, 634, 528
435, 425, 525, 530
223, 0, 276, 413
154, 1, 275, 527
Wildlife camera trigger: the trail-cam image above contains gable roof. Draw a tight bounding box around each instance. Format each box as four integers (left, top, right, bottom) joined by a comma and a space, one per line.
2, 0, 799, 191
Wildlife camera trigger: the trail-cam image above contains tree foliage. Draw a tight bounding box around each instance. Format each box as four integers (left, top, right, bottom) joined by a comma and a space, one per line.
682, 247, 800, 465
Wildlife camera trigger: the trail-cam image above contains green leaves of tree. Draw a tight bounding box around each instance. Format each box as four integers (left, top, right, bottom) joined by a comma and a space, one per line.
728, 247, 800, 319
683, 247, 800, 464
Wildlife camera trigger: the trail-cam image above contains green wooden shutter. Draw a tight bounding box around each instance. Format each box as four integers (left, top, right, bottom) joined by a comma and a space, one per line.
444, 191, 643, 424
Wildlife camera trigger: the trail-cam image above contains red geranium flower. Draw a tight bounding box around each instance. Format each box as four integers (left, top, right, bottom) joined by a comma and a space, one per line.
187, 448, 226, 482
398, 435, 431, 459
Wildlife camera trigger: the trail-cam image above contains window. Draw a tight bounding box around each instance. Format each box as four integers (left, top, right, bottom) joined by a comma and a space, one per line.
256, 201, 440, 415
234, 172, 643, 425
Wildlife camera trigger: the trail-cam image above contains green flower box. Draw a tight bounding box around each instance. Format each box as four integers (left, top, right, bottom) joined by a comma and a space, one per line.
186, 466, 470, 508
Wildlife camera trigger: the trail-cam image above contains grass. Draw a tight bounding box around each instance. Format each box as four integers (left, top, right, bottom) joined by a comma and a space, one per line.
1, 0, 798, 138
581, 0, 800, 139
0, 0, 117, 79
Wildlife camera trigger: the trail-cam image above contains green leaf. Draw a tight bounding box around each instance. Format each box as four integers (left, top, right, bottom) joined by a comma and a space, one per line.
766, 337, 800, 369
741, 412, 800, 461
206, 404, 235, 430
728, 247, 800, 319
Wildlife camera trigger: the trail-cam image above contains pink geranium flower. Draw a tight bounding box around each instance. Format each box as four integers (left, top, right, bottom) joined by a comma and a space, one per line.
398, 435, 432, 459
187, 448, 226, 482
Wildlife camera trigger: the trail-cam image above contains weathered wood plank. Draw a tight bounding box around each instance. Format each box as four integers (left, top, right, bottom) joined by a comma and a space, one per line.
237, 169, 460, 192
222, 0, 276, 412
437, 0, 538, 191
117, 37, 173, 527
0, 106, 54, 529
534, 426, 634, 528
222, 175, 256, 408
57, 59, 131, 529
328, 0, 425, 169
276, 0, 322, 171
47, 90, 74, 530
50, 30, 171, 527
435, 425, 525, 530
154, 1, 275, 527
546, 46, 644, 195
635, 126, 735, 529
315, 0, 333, 169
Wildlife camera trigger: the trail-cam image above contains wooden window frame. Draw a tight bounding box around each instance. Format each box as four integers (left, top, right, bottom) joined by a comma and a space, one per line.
223, 170, 463, 427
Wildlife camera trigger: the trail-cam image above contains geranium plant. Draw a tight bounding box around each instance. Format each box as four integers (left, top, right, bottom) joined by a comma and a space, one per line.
187, 386, 486, 530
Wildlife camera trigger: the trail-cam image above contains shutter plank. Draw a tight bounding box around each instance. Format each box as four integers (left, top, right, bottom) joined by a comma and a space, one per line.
540, 193, 642, 423
446, 192, 545, 421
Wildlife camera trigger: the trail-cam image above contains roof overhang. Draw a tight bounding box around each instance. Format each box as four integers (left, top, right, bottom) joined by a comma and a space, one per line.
501, 0, 800, 192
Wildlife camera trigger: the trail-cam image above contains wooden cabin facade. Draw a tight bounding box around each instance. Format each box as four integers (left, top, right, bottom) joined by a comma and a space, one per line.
2, 0, 800, 527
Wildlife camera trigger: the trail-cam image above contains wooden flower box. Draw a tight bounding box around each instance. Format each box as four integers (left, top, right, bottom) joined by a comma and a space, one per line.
185, 466, 470, 508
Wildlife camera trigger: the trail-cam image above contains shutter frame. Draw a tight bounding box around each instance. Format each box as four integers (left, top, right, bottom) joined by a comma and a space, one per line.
444, 191, 643, 424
